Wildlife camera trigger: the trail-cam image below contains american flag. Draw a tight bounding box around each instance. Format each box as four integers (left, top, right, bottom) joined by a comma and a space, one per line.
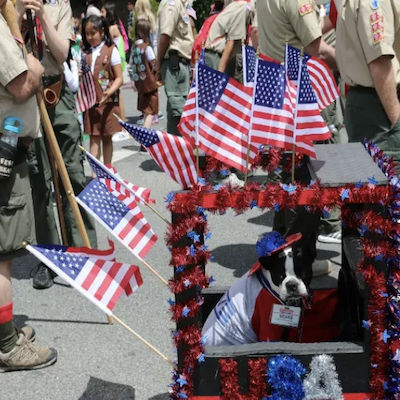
178, 63, 258, 172
243, 45, 257, 87
85, 152, 154, 204
251, 58, 316, 157
76, 179, 157, 260
76, 56, 97, 115
286, 45, 339, 111
119, 121, 198, 189
26, 243, 143, 315
293, 57, 332, 142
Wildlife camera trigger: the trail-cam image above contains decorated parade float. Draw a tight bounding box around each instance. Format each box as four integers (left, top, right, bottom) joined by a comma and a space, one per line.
166, 142, 400, 400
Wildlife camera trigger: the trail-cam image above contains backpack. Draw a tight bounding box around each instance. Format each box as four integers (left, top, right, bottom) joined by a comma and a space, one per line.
191, 13, 219, 64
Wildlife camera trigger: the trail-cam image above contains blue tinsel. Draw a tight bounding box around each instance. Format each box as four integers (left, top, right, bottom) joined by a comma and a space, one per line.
256, 231, 287, 258
267, 355, 306, 400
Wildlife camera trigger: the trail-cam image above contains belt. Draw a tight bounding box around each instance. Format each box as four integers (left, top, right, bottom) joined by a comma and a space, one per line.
42, 75, 62, 87
164, 56, 190, 65
351, 85, 400, 97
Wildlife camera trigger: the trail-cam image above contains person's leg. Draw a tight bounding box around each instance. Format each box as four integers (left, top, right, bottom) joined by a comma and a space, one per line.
102, 135, 113, 165
143, 113, 154, 129
162, 60, 190, 136
53, 85, 98, 248
0, 261, 16, 354
90, 135, 101, 160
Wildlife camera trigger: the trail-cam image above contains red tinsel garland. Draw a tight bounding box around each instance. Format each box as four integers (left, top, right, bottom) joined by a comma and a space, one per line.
219, 358, 267, 400
169, 266, 210, 294
165, 215, 209, 246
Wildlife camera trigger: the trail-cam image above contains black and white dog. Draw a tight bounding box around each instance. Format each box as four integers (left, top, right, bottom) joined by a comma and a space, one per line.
202, 231, 314, 346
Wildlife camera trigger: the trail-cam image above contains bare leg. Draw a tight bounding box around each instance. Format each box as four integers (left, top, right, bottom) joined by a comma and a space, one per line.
143, 113, 154, 129
119, 93, 126, 121
0, 261, 12, 307
90, 136, 102, 160
102, 136, 113, 165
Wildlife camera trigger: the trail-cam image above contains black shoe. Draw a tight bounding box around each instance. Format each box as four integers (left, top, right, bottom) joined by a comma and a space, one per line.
32, 263, 56, 290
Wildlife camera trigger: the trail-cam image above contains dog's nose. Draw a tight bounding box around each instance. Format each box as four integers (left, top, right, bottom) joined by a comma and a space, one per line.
286, 281, 298, 292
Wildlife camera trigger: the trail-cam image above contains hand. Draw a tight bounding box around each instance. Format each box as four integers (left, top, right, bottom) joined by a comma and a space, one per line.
26, 53, 44, 78
17, 0, 45, 20
99, 90, 112, 105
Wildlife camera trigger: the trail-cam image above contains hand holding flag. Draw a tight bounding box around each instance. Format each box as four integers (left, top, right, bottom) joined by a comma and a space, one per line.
76, 56, 97, 114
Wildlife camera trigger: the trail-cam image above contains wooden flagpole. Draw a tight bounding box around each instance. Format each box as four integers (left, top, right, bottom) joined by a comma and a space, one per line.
1, 0, 113, 324
291, 47, 304, 184
244, 44, 259, 185
25, 243, 173, 366
78, 144, 170, 225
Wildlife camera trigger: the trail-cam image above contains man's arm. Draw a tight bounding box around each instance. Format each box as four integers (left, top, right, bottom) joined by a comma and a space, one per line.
218, 40, 235, 73
154, 33, 170, 80
6, 53, 44, 102
369, 56, 400, 128
251, 27, 258, 50
16, 0, 69, 65
305, 37, 337, 70
321, 15, 334, 35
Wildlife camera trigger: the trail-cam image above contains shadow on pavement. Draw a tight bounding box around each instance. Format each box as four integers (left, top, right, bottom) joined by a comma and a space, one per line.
14, 316, 109, 326
247, 210, 274, 228
79, 377, 135, 400
140, 159, 163, 173
149, 393, 169, 400
211, 244, 257, 278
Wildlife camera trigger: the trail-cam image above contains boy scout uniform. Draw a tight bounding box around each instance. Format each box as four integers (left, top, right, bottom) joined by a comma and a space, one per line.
205, 0, 255, 78
28, 0, 97, 249
0, 15, 39, 260
157, 0, 194, 136
336, 0, 400, 165
257, 0, 321, 62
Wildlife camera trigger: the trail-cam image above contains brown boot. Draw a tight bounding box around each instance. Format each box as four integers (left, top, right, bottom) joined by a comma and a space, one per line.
0, 333, 57, 372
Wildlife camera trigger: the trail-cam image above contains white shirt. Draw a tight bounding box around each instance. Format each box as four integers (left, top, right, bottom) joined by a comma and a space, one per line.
134, 39, 156, 62
90, 41, 121, 74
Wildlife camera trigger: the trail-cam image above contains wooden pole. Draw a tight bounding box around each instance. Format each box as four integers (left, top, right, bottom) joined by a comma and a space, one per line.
1, 1, 113, 324
78, 144, 170, 225
26, 10, 68, 245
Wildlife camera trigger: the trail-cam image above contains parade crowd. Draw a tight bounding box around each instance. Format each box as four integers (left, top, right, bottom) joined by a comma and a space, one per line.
0, 0, 399, 381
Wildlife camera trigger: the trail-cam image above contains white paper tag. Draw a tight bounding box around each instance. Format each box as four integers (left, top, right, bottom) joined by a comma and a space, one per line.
270, 304, 301, 328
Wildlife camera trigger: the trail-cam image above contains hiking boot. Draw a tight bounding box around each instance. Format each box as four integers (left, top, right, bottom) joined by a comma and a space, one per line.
0, 334, 57, 372
318, 231, 342, 244
32, 263, 56, 290
312, 260, 333, 277
16, 326, 36, 342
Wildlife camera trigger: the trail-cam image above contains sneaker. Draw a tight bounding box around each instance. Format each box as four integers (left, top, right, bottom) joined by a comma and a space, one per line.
17, 326, 36, 342
158, 113, 164, 120
112, 131, 130, 142
32, 263, 56, 290
137, 115, 144, 125
317, 231, 342, 244
312, 260, 333, 277
0, 334, 57, 372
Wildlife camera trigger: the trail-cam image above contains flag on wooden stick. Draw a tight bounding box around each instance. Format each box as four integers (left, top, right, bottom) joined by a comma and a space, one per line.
76, 57, 96, 114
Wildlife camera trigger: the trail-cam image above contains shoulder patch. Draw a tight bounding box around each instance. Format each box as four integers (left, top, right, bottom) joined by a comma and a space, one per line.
372, 31, 384, 44
370, 0, 379, 10
299, 3, 313, 16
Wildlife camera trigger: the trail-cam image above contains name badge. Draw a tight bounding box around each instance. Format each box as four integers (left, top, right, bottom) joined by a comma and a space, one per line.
270, 304, 301, 328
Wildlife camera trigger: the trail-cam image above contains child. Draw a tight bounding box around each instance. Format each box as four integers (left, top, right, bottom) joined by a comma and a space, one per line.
131, 19, 159, 133
82, 15, 123, 165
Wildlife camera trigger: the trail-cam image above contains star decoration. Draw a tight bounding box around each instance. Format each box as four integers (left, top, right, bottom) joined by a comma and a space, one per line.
165, 192, 175, 203
382, 329, 391, 343
282, 183, 297, 194
341, 188, 350, 201
392, 349, 400, 362
362, 320, 372, 330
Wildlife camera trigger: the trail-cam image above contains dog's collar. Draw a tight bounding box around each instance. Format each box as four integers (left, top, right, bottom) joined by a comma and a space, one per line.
255, 270, 284, 305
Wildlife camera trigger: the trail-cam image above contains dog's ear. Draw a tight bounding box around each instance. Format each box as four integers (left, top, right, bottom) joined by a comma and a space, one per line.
259, 252, 284, 271
258, 255, 270, 270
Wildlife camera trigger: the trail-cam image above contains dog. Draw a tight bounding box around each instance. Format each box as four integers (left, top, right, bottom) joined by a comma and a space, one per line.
202, 231, 314, 346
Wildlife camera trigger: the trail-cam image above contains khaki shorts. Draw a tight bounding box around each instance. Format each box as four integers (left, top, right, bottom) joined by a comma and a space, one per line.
0, 160, 36, 261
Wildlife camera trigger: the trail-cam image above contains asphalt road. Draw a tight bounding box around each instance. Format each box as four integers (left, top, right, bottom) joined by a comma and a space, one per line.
1, 80, 342, 400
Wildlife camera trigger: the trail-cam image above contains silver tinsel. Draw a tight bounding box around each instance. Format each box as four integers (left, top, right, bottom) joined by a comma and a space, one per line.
303, 354, 344, 400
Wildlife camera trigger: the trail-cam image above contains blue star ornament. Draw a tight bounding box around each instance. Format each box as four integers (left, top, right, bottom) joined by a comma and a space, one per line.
362, 320, 372, 331
368, 175, 378, 186
341, 188, 350, 201
282, 183, 297, 194
176, 376, 188, 387
382, 329, 391, 343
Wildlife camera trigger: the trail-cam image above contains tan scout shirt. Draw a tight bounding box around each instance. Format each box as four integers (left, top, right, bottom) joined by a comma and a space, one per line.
41, 0, 73, 77
157, 0, 194, 60
0, 15, 40, 139
257, 0, 322, 62
205, 1, 255, 54
336, 0, 400, 88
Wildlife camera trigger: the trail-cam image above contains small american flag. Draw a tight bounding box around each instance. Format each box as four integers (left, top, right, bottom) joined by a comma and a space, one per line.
76, 56, 97, 115
85, 152, 154, 204
119, 121, 198, 189
76, 179, 157, 259
252, 58, 316, 157
26, 243, 143, 315
293, 57, 332, 142
178, 64, 258, 172
243, 45, 257, 87
286, 45, 339, 111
